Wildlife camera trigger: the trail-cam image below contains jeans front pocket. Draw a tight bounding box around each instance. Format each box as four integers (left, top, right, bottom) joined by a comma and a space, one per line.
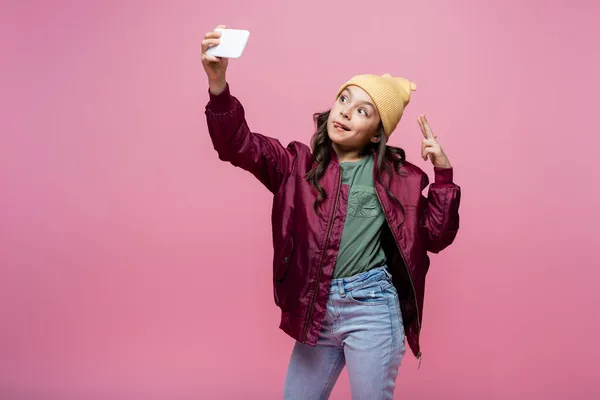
346, 281, 389, 306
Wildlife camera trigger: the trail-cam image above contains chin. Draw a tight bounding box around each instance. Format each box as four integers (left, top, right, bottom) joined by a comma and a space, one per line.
327, 129, 346, 145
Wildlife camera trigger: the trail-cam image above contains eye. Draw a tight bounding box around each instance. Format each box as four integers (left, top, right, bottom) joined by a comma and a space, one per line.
358, 108, 368, 116
340, 95, 348, 103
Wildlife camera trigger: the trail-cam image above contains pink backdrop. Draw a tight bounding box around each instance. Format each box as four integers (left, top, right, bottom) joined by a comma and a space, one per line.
2, 0, 599, 398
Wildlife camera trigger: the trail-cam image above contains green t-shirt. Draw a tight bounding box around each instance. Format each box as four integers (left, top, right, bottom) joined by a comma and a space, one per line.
333, 154, 387, 279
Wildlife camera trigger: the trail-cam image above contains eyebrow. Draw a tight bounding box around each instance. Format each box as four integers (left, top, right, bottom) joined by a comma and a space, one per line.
344, 87, 375, 110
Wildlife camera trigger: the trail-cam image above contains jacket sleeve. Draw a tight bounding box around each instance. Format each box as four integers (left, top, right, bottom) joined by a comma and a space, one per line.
421, 167, 461, 253
205, 84, 294, 194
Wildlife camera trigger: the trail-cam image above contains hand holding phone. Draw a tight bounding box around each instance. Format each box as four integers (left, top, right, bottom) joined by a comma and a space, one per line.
205, 28, 250, 59
201, 25, 229, 94
202, 25, 251, 94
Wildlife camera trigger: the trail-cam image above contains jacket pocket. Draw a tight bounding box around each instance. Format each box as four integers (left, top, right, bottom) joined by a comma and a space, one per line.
274, 236, 294, 282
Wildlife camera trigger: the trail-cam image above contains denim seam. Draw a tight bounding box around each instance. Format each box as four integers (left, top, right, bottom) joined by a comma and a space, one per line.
383, 296, 396, 398
319, 351, 345, 400
330, 308, 343, 347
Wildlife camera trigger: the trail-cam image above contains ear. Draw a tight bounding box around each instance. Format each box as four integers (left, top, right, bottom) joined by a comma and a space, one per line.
370, 135, 381, 144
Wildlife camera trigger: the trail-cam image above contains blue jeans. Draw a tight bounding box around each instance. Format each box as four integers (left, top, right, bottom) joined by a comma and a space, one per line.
283, 266, 406, 400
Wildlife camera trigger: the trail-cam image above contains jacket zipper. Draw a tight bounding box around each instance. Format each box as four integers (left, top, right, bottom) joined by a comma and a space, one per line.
302, 169, 342, 342
374, 184, 423, 363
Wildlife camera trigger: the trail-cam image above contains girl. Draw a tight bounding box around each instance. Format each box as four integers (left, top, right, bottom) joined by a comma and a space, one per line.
202, 25, 461, 400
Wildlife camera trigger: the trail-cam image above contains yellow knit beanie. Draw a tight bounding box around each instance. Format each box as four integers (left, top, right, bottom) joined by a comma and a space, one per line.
336, 74, 417, 137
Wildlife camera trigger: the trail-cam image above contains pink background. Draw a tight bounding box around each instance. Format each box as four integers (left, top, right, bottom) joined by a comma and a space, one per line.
1, 0, 599, 398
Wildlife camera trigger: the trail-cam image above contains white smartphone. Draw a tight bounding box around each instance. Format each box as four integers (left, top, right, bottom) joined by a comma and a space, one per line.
205, 28, 250, 59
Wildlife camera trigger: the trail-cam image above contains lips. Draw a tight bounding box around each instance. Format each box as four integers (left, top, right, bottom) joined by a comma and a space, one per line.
333, 121, 351, 132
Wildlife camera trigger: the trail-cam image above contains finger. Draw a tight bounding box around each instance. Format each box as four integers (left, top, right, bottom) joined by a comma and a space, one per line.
423, 148, 432, 162
202, 38, 220, 53
423, 122, 434, 140
420, 114, 435, 139
423, 147, 439, 158
418, 115, 431, 139
205, 25, 226, 39
422, 148, 430, 161
422, 138, 438, 147
205, 31, 222, 39
417, 115, 425, 137
423, 114, 430, 126
202, 54, 221, 64
421, 139, 436, 161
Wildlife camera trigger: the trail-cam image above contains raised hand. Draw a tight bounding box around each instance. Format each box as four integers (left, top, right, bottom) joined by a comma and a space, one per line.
202, 25, 229, 94
418, 114, 451, 169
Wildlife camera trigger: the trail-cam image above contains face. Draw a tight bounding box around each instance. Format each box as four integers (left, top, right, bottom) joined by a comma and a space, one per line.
327, 85, 382, 151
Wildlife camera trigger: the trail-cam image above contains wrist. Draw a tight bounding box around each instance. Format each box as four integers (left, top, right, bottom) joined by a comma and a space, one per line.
207, 82, 232, 112
209, 78, 227, 95
433, 155, 451, 169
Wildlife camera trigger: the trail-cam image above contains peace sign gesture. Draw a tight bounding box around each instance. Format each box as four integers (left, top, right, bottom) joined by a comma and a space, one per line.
418, 114, 451, 169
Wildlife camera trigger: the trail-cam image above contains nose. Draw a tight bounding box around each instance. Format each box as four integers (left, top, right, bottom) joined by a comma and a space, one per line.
340, 107, 351, 120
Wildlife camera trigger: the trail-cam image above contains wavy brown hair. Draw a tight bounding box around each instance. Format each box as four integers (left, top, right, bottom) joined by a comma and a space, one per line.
305, 109, 407, 214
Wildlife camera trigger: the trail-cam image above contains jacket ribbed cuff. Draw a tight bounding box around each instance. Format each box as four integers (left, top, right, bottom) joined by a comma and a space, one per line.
434, 167, 453, 184
207, 83, 233, 113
